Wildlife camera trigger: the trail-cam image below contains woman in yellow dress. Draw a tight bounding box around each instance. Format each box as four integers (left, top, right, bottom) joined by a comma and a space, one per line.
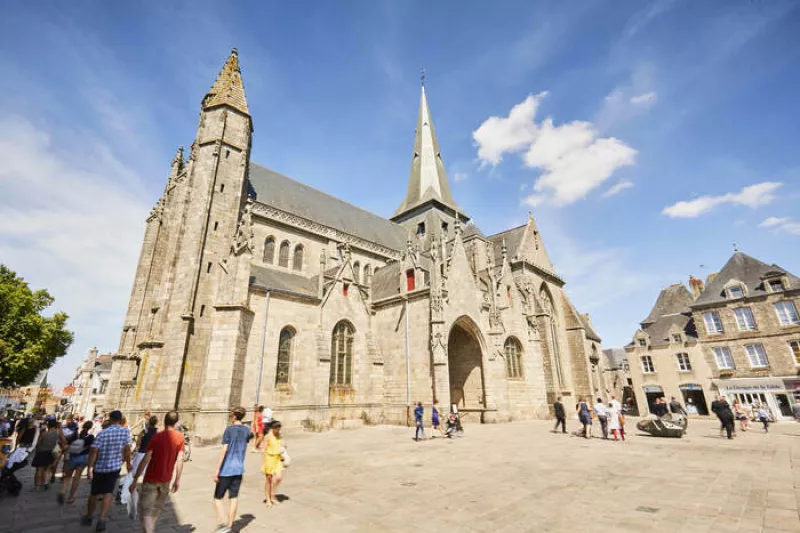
261, 420, 284, 507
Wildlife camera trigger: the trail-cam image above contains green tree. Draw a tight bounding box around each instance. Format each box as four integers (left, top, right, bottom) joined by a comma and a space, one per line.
0, 265, 73, 387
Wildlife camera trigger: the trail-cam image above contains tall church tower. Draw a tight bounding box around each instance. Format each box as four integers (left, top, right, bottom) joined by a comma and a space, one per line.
391, 79, 465, 249
107, 49, 253, 417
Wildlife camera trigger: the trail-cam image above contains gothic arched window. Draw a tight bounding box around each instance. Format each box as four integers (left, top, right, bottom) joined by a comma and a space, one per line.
293, 245, 304, 271
278, 241, 290, 267
353, 261, 361, 283
330, 321, 354, 387
263, 237, 275, 264
364, 264, 372, 286
504, 337, 523, 379
275, 327, 294, 386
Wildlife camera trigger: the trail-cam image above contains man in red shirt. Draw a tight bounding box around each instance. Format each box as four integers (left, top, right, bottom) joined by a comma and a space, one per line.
129, 411, 185, 533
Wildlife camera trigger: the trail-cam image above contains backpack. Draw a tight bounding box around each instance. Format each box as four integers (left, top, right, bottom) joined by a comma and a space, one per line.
68, 437, 86, 455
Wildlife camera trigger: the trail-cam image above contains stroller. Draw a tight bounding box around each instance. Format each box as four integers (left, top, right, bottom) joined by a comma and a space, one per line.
0, 446, 31, 497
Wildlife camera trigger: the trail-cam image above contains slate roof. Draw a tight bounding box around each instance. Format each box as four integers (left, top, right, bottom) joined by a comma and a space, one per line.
461, 223, 485, 240
641, 284, 694, 326
248, 164, 408, 252
371, 262, 402, 300
578, 313, 602, 342
691, 251, 800, 307
487, 224, 525, 266
644, 314, 697, 346
603, 348, 628, 370
249, 264, 319, 299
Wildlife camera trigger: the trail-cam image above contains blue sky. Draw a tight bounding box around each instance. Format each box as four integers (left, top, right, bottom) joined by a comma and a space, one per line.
1, 1, 799, 388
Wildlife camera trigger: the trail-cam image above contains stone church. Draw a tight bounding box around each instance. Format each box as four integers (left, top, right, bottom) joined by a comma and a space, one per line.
106, 50, 607, 440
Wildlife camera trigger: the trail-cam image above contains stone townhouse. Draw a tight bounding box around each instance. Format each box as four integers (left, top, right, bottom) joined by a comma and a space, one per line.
692, 251, 800, 420
626, 282, 712, 416
626, 251, 800, 420
105, 49, 606, 440
67, 348, 113, 421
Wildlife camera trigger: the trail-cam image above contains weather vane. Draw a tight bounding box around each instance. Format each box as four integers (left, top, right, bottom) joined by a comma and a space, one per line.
733, 241, 739, 252
420, 67, 426, 87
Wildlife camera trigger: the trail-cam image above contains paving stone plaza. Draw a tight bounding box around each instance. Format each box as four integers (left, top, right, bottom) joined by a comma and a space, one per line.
2, 418, 799, 533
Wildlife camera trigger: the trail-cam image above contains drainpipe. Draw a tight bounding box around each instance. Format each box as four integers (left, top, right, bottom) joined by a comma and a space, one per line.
255, 290, 271, 405
405, 298, 411, 426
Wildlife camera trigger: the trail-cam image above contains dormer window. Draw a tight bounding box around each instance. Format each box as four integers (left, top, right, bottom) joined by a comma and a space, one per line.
768, 279, 785, 292
727, 285, 744, 299
672, 334, 682, 343
637, 338, 646, 347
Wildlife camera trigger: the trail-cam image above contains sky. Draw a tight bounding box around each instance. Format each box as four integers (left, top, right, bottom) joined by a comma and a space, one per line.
1, 1, 799, 389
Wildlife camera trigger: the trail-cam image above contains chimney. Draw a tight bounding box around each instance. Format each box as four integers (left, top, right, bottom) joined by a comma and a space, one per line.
688, 276, 704, 300
85, 347, 98, 371
705, 272, 718, 288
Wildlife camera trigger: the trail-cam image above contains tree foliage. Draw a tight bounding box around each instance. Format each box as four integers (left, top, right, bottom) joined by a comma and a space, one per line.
0, 265, 73, 387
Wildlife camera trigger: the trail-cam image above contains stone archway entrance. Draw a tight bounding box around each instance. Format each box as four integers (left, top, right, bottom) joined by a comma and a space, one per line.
447, 317, 486, 410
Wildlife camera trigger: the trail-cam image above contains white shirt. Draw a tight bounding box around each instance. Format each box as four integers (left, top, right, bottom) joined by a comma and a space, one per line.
593, 402, 608, 417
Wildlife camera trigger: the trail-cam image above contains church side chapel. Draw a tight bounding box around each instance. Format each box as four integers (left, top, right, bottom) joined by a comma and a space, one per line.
105, 50, 607, 440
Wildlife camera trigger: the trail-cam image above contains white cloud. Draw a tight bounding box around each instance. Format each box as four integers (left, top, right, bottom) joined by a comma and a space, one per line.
0, 115, 150, 385
630, 91, 658, 106
662, 182, 782, 218
601, 179, 635, 198
453, 172, 468, 182
473, 93, 636, 207
760, 216, 800, 235
472, 93, 546, 166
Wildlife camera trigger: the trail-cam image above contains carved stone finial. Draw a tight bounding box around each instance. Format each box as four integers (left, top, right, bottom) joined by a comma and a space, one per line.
501, 238, 508, 261
454, 213, 462, 235
231, 198, 254, 254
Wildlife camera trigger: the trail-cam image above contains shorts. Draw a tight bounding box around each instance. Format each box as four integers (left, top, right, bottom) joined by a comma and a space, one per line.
31, 451, 55, 468
214, 475, 242, 499
139, 482, 171, 518
91, 470, 120, 495
67, 454, 89, 470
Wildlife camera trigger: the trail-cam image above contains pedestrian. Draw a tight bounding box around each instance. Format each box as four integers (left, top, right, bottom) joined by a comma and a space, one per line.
733, 400, 750, 432
213, 406, 252, 533
32, 418, 66, 490
129, 411, 185, 533
553, 397, 566, 434
132, 415, 158, 476
710, 396, 735, 440
756, 404, 771, 432
593, 398, 608, 439
261, 420, 285, 508
59, 420, 94, 504
652, 397, 668, 418
577, 397, 592, 439
669, 396, 687, 416
431, 400, 444, 438
607, 396, 624, 441
81, 410, 132, 532
251, 405, 265, 452
413, 401, 426, 441
133, 409, 152, 439
793, 397, 800, 423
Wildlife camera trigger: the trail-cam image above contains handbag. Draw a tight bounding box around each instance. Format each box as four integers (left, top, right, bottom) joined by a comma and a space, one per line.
618, 414, 626, 425
280, 447, 291, 468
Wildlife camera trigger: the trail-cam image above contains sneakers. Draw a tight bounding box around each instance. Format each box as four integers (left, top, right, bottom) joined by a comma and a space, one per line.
215, 526, 231, 533
96, 520, 107, 532
80, 515, 93, 526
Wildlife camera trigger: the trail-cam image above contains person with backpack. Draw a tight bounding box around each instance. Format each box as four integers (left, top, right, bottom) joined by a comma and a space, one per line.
32, 418, 66, 490
58, 420, 94, 504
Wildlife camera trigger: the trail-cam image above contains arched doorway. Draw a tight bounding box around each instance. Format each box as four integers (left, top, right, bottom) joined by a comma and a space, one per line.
447, 317, 486, 410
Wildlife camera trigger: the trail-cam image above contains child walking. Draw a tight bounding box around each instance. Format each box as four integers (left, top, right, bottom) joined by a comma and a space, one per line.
431, 401, 444, 438
261, 420, 285, 507
413, 402, 426, 441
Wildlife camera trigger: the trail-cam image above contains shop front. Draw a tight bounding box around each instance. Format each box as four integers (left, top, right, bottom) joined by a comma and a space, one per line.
715, 377, 798, 421
679, 383, 709, 415
642, 385, 664, 414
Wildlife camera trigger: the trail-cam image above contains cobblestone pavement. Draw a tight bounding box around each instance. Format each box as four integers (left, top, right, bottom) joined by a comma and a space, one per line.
2, 418, 799, 533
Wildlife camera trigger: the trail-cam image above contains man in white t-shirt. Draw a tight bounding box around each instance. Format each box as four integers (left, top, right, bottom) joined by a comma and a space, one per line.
593, 398, 609, 439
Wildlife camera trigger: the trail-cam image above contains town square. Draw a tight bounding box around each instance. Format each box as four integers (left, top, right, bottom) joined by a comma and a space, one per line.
1, 1, 800, 532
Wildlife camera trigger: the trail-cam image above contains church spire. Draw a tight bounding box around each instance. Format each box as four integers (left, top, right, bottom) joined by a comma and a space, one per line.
203, 48, 250, 116
392, 79, 461, 220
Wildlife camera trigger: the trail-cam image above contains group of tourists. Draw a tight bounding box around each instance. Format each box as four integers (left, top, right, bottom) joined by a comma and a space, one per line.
412, 400, 464, 441
709, 395, 800, 439
2, 404, 289, 533
556, 396, 627, 440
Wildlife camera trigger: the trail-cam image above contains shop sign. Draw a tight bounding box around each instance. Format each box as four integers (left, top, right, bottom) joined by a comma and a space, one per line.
717, 378, 785, 393
679, 384, 703, 391
643, 386, 663, 393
